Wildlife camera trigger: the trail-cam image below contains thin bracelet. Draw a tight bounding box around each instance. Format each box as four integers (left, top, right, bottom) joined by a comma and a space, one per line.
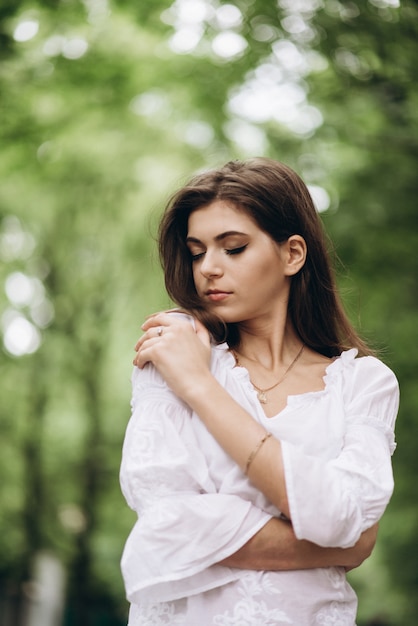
245, 432, 272, 475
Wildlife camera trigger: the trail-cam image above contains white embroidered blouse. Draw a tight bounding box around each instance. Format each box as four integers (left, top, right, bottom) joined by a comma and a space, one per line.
120, 339, 399, 626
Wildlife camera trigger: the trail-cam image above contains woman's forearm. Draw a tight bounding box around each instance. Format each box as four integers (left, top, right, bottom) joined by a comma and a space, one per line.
219, 518, 378, 571
184, 376, 291, 517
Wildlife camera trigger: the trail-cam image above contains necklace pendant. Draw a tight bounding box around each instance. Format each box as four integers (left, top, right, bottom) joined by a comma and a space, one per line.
258, 390, 268, 404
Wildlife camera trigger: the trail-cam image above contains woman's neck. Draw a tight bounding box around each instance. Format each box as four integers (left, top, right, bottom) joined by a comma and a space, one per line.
234, 320, 301, 371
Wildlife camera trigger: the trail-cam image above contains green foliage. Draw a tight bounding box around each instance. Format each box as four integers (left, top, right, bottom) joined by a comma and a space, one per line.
1, 0, 417, 623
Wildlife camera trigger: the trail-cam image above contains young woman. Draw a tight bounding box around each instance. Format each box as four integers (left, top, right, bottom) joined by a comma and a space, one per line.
120, 158, 399, 625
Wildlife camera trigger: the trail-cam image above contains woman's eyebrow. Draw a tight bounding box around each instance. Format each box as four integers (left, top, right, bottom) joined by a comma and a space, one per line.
186, 231, 248, 244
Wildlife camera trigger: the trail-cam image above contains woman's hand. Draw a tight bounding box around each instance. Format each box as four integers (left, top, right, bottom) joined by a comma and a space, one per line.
219, 518, 379, 572
133, 312, 212, 400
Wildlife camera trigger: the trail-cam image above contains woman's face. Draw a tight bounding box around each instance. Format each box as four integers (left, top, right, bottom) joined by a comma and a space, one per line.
186, 200, 292, 325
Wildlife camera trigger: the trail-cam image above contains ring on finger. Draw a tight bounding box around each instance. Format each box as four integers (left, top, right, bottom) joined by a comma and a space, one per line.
157, 327, 163, 337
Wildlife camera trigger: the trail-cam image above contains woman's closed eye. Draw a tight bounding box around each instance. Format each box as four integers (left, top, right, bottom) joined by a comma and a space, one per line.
226, 244, 247, 256
190, 244, 247, 261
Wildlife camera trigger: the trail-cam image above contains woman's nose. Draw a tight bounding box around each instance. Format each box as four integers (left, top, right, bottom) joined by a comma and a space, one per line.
199, 251, 223, 277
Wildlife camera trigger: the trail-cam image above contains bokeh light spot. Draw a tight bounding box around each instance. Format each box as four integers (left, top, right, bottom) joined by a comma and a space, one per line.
14, 20, 39, 42
308, 185, 331, 212
2, 311, 41, 356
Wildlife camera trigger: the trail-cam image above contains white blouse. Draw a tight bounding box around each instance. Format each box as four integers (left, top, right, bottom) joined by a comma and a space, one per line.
120, 336, 399, 626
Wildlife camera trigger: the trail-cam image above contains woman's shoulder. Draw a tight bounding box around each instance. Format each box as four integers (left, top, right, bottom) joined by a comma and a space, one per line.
340, 349, 398, 389
329, 348, 397, 382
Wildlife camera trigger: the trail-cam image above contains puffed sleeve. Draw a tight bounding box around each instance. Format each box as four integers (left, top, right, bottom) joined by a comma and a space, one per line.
281, 352, 399, 548
120, 364, 272, 604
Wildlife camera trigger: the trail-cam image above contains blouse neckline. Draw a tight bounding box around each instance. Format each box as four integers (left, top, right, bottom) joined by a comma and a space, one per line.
216, 344, 359, 421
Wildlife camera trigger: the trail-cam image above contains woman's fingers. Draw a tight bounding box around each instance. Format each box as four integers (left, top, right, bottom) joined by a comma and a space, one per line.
134, 312, 209, 352
134, 314, 170, 351
132, 313, 212, 401
133, 324, 168, 366
133, 313, 192, 367
140, 311, 182, 334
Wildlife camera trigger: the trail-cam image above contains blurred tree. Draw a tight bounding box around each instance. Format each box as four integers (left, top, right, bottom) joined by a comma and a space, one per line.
0, 0, 417, 624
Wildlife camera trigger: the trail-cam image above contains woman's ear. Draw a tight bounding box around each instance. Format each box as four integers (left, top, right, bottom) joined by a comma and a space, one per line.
284, 235, 307, 276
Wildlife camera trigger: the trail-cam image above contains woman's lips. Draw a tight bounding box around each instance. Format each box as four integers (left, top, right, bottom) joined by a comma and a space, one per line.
206, 290, 231, 302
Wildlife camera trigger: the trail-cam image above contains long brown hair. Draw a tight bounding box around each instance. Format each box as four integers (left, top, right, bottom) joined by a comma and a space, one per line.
158, 158, 372, 357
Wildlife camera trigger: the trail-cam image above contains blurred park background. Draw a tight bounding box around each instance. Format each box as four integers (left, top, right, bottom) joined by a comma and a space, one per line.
0, 0, 417, 624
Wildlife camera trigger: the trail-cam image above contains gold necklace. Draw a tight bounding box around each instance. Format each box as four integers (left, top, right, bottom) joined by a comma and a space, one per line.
232, 344, 305, 404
